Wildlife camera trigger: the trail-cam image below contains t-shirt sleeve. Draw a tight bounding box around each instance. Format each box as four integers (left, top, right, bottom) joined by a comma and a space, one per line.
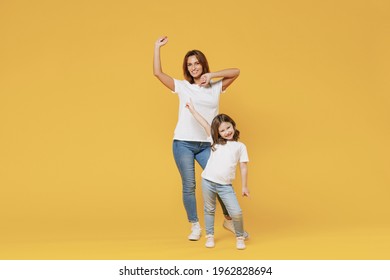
172, 79, 183, 94
239, 143, 249, 162
210, 79, 224, 94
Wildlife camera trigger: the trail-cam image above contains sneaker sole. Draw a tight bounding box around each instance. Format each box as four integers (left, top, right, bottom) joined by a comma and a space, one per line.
188, 236, 201, 241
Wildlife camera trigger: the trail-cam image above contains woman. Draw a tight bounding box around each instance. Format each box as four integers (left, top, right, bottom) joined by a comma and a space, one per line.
153, 36, 244, 241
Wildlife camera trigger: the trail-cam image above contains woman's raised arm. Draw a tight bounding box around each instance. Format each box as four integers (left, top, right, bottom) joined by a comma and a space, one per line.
153, 36, 174, 91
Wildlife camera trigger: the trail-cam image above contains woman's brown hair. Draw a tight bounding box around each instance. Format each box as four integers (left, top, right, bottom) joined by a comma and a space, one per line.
210, 114, 240, 151
182, 50, 210, 84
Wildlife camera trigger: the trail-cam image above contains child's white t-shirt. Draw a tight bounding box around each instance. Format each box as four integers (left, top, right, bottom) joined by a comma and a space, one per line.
202, 141, 249, 185
172, 79, 223, 142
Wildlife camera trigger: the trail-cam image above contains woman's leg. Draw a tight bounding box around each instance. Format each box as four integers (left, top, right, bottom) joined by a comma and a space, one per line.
196, 144, 230, 217
201, 178, 217, 236
173, 140, 198, 223
217, 184, 244, 237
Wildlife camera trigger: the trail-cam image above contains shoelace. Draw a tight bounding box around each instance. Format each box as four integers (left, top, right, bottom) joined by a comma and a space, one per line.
237, 237, 245, 241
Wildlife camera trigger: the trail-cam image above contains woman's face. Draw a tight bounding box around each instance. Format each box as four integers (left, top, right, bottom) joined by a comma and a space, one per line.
187, 55, 203, 79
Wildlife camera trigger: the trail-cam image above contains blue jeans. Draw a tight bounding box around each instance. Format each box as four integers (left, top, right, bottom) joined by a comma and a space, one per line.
202, 178, 244, 237
173, 140, 229, 223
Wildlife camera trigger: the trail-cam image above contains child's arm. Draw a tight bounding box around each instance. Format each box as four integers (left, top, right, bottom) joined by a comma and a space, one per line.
185, 100, 211, 137
239, 162, 250, 197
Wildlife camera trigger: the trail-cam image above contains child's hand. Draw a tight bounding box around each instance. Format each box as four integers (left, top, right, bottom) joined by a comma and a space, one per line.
242, 187, 250, 197
185, 99, 195, 113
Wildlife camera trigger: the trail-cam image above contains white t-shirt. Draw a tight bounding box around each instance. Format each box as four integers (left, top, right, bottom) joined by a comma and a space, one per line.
202, 141, 249, 185
173, 79, 223, 142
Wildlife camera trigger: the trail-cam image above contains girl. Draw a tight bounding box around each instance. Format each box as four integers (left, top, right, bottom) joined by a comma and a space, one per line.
186, 101, 250, 250
153, 36, 245, 241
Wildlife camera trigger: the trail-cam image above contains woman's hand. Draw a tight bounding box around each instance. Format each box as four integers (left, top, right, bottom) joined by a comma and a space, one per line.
199, 73, 211, 87
155, 36, 168, 48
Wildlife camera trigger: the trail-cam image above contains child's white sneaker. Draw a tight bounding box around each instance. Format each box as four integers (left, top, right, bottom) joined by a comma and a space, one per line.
188, 222, 201, 241
223, 219, 249, 239
236, 236, 246, 250
205, 235, 215, 248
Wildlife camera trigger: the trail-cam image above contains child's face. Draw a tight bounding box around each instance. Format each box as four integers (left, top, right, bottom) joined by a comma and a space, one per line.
218, 122, 235, 140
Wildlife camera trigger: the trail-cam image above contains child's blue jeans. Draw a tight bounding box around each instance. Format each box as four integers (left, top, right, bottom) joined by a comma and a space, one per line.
202, 178, 244, 237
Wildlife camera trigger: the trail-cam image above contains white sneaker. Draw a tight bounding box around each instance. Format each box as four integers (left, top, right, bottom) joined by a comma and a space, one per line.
205, 235, 215, 248
236, 236, 246, 250
223, 219, 249, 239
188, 222, 201, 241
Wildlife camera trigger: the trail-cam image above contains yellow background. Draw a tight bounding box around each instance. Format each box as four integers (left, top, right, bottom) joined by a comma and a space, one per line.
1, 0, 389, 259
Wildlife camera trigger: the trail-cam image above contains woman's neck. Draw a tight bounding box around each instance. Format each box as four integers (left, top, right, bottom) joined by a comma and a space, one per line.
193, 77, 201, 85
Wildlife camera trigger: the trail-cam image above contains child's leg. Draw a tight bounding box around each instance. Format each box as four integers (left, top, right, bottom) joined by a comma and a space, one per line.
217, 184, 244, 237
196, 147, 230, 217
216, 195, 230, 217
201, 178, 217, 236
